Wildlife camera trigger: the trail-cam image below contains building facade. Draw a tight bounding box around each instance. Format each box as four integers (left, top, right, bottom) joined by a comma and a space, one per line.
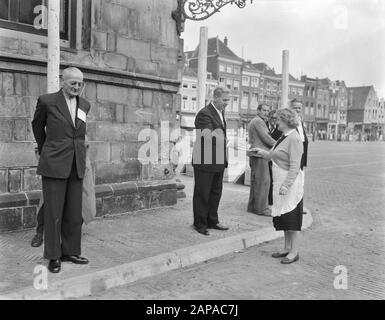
253, 63, 281, 110
326, 80, 348, 140
378, 98, 385, 139
314, 79, 331, 138
0, 0, 184, 232
301, 76, 318, 135
188, 36, 243, 130
287, 75, 305, 105
178, 66, 218, 130
347, 86, 381, 140
239, 61, 262, 129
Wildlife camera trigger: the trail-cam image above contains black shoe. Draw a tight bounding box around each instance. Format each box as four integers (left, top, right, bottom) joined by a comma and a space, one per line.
48, 259, 61, 273
31, 233, 43, 247
272, 251, 289, 258
281, 253, 299, 264
61, 255, 89, 264
208, 223, 229, 231
194, 227, 209, 236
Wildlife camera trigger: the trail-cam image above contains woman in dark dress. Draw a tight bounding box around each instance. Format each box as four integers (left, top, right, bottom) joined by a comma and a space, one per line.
250, 108, 304, 264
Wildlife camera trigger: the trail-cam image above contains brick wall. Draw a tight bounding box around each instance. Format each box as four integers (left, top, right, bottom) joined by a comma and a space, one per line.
0, 0, 185, 231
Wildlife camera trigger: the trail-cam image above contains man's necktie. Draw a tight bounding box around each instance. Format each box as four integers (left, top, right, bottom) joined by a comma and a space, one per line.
273, 134, 286, 150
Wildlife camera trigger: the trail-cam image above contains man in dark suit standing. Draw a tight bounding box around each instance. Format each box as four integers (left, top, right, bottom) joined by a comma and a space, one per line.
192, 87, 230, 236
290, 99, 308, 169
247, 104, 276, 216
32, 67, 90, 273
290, 99, 308, 214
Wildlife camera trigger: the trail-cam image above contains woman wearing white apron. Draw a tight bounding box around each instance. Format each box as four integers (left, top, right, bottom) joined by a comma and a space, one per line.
249, 108, 304, 264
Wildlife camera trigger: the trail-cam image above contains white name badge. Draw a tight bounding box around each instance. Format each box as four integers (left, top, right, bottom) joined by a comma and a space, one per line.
77, 108, 86, 122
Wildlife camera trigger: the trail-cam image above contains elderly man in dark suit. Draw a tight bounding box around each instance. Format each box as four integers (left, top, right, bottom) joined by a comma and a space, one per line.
290, 99, 308, 169
192, 87, 230, 236
247, 103, 276, 216
32, 67, 91, 273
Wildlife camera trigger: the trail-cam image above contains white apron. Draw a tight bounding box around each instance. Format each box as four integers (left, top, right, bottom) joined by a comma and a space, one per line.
271, 161, 304, 217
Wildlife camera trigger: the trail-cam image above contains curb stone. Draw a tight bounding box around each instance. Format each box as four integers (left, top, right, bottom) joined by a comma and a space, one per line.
1, 209, 312, 300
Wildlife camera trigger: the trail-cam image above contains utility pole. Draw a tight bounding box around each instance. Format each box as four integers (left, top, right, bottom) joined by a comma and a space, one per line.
197, 26, 208, 111
281, 50, 289, 109
47, 0, 60, 93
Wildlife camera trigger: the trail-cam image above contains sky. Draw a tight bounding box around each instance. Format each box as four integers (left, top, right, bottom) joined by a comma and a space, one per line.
181, 0, 385, 98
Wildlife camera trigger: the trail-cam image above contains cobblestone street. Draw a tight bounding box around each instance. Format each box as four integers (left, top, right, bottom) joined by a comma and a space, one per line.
83, 141, 385, 300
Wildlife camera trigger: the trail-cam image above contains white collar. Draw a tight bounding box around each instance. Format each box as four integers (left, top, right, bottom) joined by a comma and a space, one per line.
284, 129, 296, 137
212, 102, 222, 114
62, 91, 76, 101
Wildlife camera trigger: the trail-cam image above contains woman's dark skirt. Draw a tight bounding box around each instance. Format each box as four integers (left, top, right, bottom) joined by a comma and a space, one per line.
273, 198, 303, 231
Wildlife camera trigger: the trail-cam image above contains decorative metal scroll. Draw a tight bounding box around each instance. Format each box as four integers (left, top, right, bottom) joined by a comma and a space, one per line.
172, 0, 253, 35
183, 0, 250, 21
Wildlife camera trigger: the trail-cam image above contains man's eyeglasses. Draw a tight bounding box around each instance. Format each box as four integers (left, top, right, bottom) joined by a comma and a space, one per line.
68, 81, 84, 87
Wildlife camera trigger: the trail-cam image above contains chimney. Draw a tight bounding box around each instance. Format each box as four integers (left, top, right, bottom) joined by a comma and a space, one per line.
224, 36, 228, 46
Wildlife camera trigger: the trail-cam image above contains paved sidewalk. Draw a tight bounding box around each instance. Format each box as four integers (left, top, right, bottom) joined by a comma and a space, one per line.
0, 175, 312, 299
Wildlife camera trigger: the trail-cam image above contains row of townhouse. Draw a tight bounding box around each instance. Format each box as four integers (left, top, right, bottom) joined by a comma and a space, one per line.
180, 36, 384, 140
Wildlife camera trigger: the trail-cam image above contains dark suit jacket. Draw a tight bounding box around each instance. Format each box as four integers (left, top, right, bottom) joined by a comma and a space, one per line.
299, 121, 308, 169
270, 125, 282, 141
192, 103, 228, 172
32, 89, 91, 179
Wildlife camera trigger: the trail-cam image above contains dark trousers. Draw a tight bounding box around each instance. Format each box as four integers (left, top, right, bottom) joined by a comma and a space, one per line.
193, 168, 224, 230
36, 205, 44, 234
42, 160, 83, 260
247, 157, 271, 215
268, 161, 273, 206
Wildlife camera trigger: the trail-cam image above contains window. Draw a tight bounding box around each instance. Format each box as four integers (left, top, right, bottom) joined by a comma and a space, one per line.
191, 97, 197, 111
0, 0, 76, 47
233, 66, 240, 74
298, 89, 303, 96
219, 63, 225, 72
251, 92, 258, 107
182, 83, 188, 88
182, 96, 188, 110
232, 96, 239, 112
226, 64, 233, 74
241, 91, 249, 109
219, 77, 225, 84
251, 77, 259, 88
233, 80, 239, 91
242, 76, 250, 87
290, 87, 297, 95
191, 84, 197, 89
310, 102, 314, 115
226, 78, 232, 90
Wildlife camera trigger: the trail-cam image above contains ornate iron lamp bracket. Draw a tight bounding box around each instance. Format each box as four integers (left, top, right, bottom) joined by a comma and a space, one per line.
172, 0, 252, 35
